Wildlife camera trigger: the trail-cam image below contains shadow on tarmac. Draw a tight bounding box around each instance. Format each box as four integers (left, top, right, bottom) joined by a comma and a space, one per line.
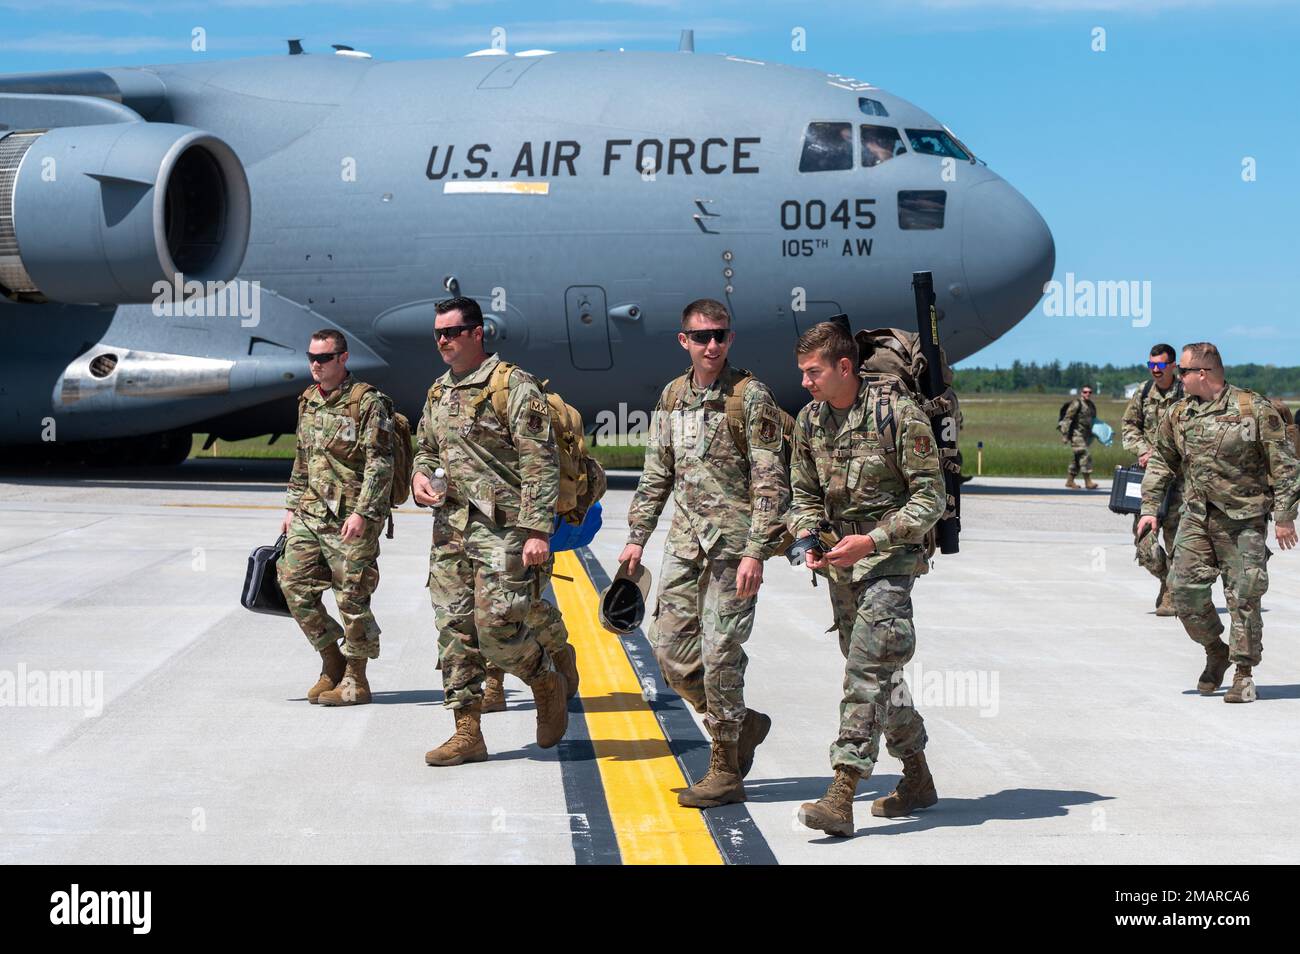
1181, 683, 1300, 701
962, 483, 1110, 498
774, 786, 1114, 841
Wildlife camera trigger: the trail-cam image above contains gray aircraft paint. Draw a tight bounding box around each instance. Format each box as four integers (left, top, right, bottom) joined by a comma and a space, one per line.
0, 48, 1054, 448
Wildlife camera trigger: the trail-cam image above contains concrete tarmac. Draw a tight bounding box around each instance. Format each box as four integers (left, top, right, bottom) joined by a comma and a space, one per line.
1, 461, 1297, 864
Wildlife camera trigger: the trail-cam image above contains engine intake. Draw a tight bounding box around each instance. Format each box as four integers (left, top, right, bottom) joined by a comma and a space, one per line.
0, 123, 250, 304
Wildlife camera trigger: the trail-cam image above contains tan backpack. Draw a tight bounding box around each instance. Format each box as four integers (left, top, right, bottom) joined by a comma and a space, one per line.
298, 382, 412, 538
440, 360, 606, 524
853, 328, 960, 566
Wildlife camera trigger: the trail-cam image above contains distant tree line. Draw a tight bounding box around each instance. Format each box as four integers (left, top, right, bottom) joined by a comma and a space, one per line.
954, 361, 1300, 398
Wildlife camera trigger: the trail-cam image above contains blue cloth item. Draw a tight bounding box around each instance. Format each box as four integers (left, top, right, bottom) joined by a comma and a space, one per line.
550, 501, 603, 552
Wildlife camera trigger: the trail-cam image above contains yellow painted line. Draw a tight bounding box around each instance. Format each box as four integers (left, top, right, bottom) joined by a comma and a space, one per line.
550, 550, 722, 866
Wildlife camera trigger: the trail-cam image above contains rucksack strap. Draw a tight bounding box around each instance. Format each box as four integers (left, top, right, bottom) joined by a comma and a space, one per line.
1238, 389, 1255, 436
467, 360, 516, 425
346, 381, 375, 423
723, 369, 755, 458
874, 384, 909, 487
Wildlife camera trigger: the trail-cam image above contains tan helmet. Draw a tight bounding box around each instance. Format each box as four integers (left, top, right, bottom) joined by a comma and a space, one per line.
598, 560, 653, 635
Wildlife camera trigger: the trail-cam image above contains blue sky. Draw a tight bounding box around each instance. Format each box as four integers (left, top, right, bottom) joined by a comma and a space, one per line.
3, 0, 1296, 368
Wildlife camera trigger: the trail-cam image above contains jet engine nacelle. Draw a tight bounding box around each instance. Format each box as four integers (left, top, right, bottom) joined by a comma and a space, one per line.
0, 123, 250, 305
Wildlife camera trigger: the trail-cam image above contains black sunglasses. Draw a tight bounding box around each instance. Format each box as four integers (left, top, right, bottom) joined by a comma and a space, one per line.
307, 351, 342, 364
683, 329, 729, 345
1179, 366, 1210, 374
435, 324, 479, 341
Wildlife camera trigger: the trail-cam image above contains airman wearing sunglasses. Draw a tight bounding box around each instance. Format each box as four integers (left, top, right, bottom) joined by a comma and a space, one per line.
413, 297, 570, 766
1121, 344, 1184, 616
278, 328, 396, 706
621, 298, 791, 808
1140, 342, 1300, 704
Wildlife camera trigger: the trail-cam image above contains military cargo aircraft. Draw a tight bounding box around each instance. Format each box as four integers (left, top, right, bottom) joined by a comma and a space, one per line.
0, 37, 1053, 464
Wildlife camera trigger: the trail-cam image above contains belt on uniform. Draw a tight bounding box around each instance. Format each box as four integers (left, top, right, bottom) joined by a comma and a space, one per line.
833, 519, 877, 537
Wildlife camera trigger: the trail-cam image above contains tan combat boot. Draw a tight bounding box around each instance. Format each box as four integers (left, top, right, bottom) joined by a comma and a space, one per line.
530, 667, 569, 748
1197, 642, 1231, 695
737, 708, 772, 779
1083, 476, 1099, 490
1224, 665, 1257, 704
1155, 580, 1177, 617
554, 644, 581, 700
798, 767, 862, 837
317, 656, 371, 706
425, 701, 489, 765
482, 666, 507, 713
872, 752, 939, 817
307, 641, 346, 704
678, 740, 745, 808
1065, 476, 1079, 489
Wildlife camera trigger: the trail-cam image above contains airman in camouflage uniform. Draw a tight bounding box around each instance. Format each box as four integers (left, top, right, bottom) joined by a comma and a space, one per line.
1141, 342, 1300, 704
788, 322, 945, 838
414, 297, 569, 766
1122, 345, 1185, 616
278, 329, 394, 707
1061, 387, 1098, 489
621, 298, 790, 808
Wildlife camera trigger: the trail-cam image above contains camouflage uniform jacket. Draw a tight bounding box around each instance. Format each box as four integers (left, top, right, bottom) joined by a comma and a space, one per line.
1142, 383, 1300, 522
626, 363, 791, 561
285, 373, 394, 523
412, 353, 558, 535
1122, 380, 1183, 474
788, 378, 945, 581
1061, 397, 1096, 441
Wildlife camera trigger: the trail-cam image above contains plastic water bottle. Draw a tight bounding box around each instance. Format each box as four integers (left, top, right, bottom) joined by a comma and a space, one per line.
430, 468, 447, 507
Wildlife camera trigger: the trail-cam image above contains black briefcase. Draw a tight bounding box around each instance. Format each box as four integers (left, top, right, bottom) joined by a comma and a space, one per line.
241, 533, 291, 616
1109, 465, 1174, 519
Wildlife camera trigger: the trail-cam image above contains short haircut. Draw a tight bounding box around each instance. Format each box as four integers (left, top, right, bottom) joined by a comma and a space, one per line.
311, 328, 347, 352
796, 321, 858, 368
681, 298, 730, 330
1150, 343, 1176, 361
1183, 341, 1223, 373
435, 296, 483, 326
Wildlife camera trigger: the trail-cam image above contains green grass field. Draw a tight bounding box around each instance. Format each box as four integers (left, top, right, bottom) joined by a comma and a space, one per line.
190, 393, 1137, 478
959, 394, 1132, 478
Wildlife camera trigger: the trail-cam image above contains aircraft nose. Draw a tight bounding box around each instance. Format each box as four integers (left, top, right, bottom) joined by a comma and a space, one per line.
962, 178, 1055, 340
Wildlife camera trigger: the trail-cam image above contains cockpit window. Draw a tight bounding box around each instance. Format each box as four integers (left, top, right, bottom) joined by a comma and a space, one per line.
861, 125, 905, 167
904, 129, 970, 160
858, 96, 889, 117
799, 122, 854, 172
898, 190, 946, 230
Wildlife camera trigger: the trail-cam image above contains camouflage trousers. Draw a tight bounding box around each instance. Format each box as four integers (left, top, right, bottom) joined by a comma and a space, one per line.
277, 509, 382, 660
1066, 434, 1093, 476
443, 562, 570, 665
649, 550, 756, 742
428, 514, 555, 709
1169, 500, 1270, 666
1132, 485, 1181, 580
827, 574, 927, 774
